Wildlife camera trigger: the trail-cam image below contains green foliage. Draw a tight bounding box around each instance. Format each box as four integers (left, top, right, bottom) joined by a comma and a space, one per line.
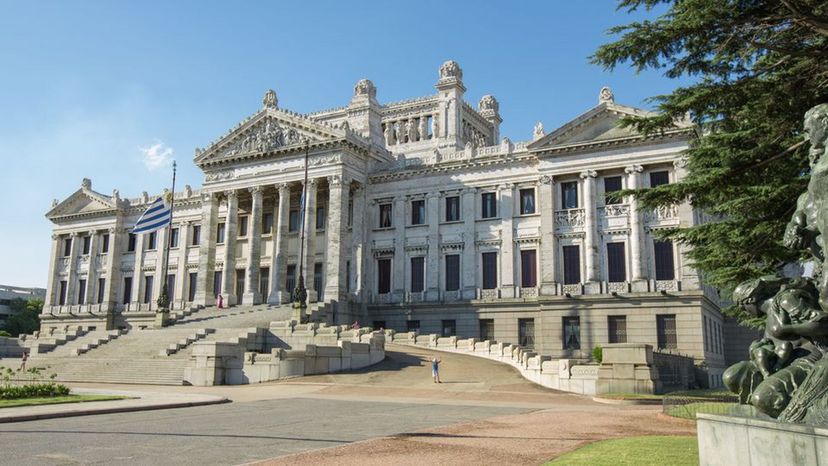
592, 346, 603, 363
0, 330, 10, 337
592, 1, 828, 323
546, 435, 698, 466
2, 298, 42, 337
0, 382, 69, 400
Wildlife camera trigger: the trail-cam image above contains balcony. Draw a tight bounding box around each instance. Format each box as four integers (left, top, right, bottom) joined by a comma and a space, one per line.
554, 209, 585, 231
645, 205, 679, 226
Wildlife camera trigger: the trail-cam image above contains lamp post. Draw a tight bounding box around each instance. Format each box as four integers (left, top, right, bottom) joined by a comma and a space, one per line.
292, 140, 310, 315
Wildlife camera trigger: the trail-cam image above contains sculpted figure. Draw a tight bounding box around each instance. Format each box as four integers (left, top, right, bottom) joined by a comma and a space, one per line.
407, 119, 417, 143
394, 123, 403, 144
383, 123, 395, 145
418, 118, 428, 142
431, 114, 439, 139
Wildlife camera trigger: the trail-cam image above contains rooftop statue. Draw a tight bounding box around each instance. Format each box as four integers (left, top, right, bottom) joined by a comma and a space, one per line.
724, 104, 828, 425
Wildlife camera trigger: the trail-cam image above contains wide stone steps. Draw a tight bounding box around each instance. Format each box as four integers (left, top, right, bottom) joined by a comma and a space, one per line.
55, 330, 126, 357
31, 358, 189, 385
26, 328, 89, 355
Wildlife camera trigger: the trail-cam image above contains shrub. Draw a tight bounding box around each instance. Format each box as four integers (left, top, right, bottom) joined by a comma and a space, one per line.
0, 330, 11, 337
592, 346, 603, 363
0, 382, 70, 399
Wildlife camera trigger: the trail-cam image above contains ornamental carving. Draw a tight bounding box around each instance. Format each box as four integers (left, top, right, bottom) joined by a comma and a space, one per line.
599, 86, 614, 104
216, 117, 305, 159
479, 95, 499, 113
309, 154, 342, 167
555, 209, 586, 228
205, 170, 235, 182
439, 60, 463, 81
262, 89, 278, 108
354, 79, 376, 98
533, 122, 545, 140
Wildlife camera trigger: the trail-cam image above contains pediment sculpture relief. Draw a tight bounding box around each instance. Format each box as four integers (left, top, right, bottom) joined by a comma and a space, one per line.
217, 117, 306, 159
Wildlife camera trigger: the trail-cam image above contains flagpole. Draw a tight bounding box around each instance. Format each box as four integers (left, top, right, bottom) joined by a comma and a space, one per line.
293, 140, 309, 314
157, 161, 177, 314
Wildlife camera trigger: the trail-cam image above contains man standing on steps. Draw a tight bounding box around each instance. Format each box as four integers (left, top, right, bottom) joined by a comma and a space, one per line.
431, 357, 442, 383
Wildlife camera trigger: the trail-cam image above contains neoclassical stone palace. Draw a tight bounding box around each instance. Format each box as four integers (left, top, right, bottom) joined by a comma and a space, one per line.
42, 61, 743, 383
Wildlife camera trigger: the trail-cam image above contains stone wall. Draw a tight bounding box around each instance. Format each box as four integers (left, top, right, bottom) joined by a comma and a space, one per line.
0, 337, 25, 358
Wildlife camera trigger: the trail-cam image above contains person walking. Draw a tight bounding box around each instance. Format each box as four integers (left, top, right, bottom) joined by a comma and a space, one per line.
19, 351, 28, 372
431, 356, 442, 383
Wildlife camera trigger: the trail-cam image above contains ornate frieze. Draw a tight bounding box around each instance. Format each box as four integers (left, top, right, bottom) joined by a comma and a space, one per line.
555, 209, 586, 228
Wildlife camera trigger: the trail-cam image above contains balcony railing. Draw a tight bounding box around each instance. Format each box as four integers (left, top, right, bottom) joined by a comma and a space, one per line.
554, 208, 585, 230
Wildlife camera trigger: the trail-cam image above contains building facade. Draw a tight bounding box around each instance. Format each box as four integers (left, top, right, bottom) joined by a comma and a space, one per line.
0, 285, 46, 324
42, 61, 736, 384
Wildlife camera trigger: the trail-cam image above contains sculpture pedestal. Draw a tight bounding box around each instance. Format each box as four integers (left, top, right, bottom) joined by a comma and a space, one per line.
697, 413, 828, 465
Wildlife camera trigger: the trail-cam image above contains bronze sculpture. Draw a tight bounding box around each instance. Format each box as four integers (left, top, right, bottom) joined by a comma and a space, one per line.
724, 104, 828, 424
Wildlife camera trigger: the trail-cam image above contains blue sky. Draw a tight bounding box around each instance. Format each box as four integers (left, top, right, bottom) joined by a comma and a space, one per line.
0, 1, 682, 287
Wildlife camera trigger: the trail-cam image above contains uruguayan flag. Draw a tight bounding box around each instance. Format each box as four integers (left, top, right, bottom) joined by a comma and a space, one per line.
132, 197, 171, 234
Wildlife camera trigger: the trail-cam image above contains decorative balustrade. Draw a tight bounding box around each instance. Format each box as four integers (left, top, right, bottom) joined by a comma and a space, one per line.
374, 293, 393, 304
655, 280, 680, 292
406, 291, 425, 303
646, 205, 679, 224
606, 281, 629, 293
479, 288, 500, 300
554, 209, 586, 229
561, 284, 583, 295
520, 287, 538, 298
599, 204, 630, 217
443, 290, 461, 302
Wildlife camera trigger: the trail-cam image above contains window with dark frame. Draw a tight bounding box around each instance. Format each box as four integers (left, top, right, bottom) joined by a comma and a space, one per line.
97, 278, 106, 303
561, 182, 579, 209
377, 258, 392, 294
518, 318, 535, 348
520, 249, 537, 287
410, 257, 425, 292
315, 207, 325, 230
411, 199, 425, 225
143, 276, 154, 304
563, 316, 581, 350
191, 225, 201, 246
147, 232, 157, 250
519, 188, 536, 215
657, 314, 678, 349
122, 277, 132, 304
604, 176, 623, 205
59, 280, 67, 305
650, 171, 670, 187
127, 233, 136, 252
286, 265, 296, 294
82, 236, 91, 255
606, 242, 627, 282
64, 237, 72, 257
445, 254, 460, 291
445, 196, 460, 222
77, 279, 86, 304
481, 192, 497, 219
169, 228, 179, 248
239, 216, 249, 237
406, 320, 421, 332
101, 234, 110, 253
608, 315, 627, 344
379, 203, 392, 228
216, 223, 226, 244
479, 319, 494, 341
441, 320, 456, 337
263, 213, 274, 235
289, 210, 300, 232
562, 245, 581, 285
482, 252, 498, 289
188, 273, 197, 302
654, 240, 675, 280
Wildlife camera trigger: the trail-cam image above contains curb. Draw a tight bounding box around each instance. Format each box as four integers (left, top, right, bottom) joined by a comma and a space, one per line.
591, 396, 662, 406
0, 397, 230, 424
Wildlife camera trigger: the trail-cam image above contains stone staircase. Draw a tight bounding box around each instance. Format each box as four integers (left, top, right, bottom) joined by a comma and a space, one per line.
51, 329, 127, 357
26, 327, 89, 355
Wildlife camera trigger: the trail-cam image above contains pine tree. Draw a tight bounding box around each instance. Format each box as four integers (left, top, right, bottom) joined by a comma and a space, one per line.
592, 0, 828, 322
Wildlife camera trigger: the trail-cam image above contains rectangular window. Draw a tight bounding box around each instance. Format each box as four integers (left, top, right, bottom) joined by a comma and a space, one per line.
165, 274, 175, 301
260, 267, 270, 299
316, 207, 325, 230
563, 316, 581, 350
263, 213, 274, 235
77, 279, 86, 304
445, 196, 460, 222
127, 233, 137, 252
63, 238, 72, 257
561, 182, 579, 209
604, 176, 623, 205
411, 199, 425, 225
143, 276, 154, 304
289, 210, 300, 232
562, 245, 581, 285
410, 257, 425, 292
406, 320, 421, 333
59, 280, 68, 305
122, 277, 132, 304
377, 258, 392, 294
445, 254, 460, 291
213, 271, 223, 299
379, 203, 392, 228
608, 315, 627, 344
519, 318, 535, 348
654, 240, 675, 280
348, 199, 354, 227
606, 242, 627, 282
147, 232, 157, 250
188, 272, 197, 302
346, 260, 351, 293
97, 278, 106, 303
101, 234, 110, 253
650, 171, 670, 187
519, 188, 536, 215
482, 252, 498, 289
235, 270, 245, 303
479, 319, 494, 341
481, 192, 497, 219
520, 249, 537, 287
216, 223, 226, 244
239, 216, 249, 237
313, 263, 323, 300
169, 228, 179, 248
441, 320, 456, 337
191, 225, 201, 246
657, 314, 678, 350
82, 236, 91, 255
286, 265, 296, 294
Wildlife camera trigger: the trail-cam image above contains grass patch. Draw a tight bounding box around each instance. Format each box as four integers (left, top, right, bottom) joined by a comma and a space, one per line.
546, 435, 698, 466
664, 401, 738, 420
597, 393, 663, 400
599, 388, 734, 401
0, 394, 128, 409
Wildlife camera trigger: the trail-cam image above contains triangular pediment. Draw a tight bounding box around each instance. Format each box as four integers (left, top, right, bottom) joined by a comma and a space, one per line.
47, 188, 117, 219
528, 102, 660, 150
194, 107, 351, 167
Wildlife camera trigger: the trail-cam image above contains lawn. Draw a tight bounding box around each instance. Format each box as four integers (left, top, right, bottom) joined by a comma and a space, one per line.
0, 394, 128, 409
664, 401, 739, 420
546, 435, 698, 466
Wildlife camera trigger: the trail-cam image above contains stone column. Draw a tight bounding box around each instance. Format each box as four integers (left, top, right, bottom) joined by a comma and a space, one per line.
85, 230, 99, 304
350, 183, 366, 301
102, 225, 123, 319
131, 233, 145, 306
153, 226, 168, 303
301, 179, 318, 302
324, 175, 348, 306
268, 183, 290, 304
221, 190, 239, 305
461, 187, 477, 300
499, 184, 515, 298
44, 233, 62, 306
65, 232, 80, 305
673, 157, 698, 288
175, 221, 191, 303
425, 192, 440, 301
194, 192, 218, 307
392, 195, 406, 302
243, 186, 263, 304
538, 175, 557, 295
581, 170, 600, 293
626, 165, 647, 291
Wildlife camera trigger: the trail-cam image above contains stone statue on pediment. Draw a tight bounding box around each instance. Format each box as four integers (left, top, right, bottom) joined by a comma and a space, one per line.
384, 123, 395, 145
418, 118, 428, 142
533, 122, 545, 140
599, 86, 614, 104
406, 119, 417, 143
431, 114, 440, 139
724, 103, 828, 425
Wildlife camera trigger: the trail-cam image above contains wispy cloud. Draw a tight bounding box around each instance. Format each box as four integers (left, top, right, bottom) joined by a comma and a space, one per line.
141, 141, 174, 170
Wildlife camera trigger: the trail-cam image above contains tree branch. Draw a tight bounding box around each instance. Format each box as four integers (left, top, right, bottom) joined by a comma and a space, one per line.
780, 0, 828, 37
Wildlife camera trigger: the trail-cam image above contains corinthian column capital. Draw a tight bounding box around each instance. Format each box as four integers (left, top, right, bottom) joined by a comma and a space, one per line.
625, 165, 643, 175
579, 170, 597, 180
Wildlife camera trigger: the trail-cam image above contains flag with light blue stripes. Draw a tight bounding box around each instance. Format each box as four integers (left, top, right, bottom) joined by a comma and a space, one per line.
132, 197, 171, 234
